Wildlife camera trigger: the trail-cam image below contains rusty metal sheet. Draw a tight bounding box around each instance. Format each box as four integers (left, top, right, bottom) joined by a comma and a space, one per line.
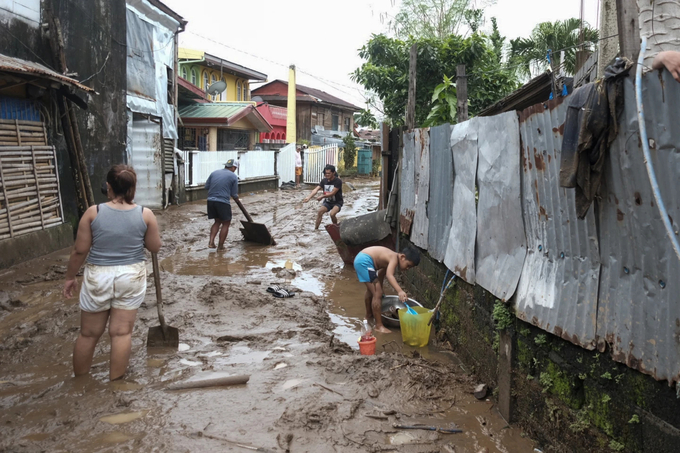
515, 97, 600, 350
411, 128, 429, 249
400, 131, 416, 234
444, 120, 478, 282
427, 124, 453, 262
475, 112, 527, 301
0, 52, 93, 92
596, 72, 680, 384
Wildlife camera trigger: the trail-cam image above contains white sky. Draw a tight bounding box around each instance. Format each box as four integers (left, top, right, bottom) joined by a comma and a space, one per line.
162, 0, 600, 112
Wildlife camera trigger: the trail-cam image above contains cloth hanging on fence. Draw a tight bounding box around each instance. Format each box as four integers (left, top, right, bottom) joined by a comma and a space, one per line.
559, 58, 633, 219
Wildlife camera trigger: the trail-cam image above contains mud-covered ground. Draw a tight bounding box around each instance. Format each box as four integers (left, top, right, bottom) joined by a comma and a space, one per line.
0, 180, 535, 452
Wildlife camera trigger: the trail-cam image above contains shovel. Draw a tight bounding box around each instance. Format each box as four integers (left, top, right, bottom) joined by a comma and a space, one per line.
147, 252, 179, 349
234, 198, 276, 245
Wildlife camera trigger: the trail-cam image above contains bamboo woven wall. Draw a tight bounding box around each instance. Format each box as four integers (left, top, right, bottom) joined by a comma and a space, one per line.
0, 119, 64, 241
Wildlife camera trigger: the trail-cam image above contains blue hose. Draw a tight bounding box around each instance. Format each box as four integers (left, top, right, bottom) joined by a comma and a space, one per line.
636, 37, 680, 263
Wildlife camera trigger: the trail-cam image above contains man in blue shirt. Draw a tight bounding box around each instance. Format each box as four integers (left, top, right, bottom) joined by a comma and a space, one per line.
205, 159, 239, 250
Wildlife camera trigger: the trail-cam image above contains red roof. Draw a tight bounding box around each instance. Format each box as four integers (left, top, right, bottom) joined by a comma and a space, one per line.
255, 103, 287, 128
252, 80, 360, 111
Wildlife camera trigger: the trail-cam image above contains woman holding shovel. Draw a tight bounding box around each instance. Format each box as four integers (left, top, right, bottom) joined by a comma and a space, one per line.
63, 165, 161, 381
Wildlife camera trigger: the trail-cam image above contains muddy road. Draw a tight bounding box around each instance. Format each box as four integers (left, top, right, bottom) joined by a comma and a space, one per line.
0, 180, 535, 452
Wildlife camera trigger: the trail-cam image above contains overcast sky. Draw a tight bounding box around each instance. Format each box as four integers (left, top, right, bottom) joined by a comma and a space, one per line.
162, 0, 600, 112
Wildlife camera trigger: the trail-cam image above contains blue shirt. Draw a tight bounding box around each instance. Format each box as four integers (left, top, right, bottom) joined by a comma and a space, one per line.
205, 168, 239, 204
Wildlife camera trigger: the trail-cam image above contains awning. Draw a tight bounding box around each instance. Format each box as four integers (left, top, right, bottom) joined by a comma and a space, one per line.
179, 103, 272, 132
178, 77, 207, 103
0, 53, 94, 92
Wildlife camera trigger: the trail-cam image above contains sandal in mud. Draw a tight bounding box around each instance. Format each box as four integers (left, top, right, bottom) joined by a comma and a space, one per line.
266, 285, 283, 294
272, 288, 295, 298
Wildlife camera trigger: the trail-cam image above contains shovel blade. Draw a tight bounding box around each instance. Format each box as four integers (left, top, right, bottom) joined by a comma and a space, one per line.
147, 325, 180, 349
240, 220, 276, 245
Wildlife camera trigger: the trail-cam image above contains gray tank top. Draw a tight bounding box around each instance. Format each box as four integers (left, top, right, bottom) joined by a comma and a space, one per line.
87, 204, 148, 266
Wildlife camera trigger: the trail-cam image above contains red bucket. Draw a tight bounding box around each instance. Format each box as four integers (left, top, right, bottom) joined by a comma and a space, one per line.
358, 336, 377, 355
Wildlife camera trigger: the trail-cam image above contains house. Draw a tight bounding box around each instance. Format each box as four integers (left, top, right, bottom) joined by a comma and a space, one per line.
255, 103, 287, 149
251, 80, 361, 143
0, 0, 125, 267
177, 49, 271, 151
125, 0, 187, 209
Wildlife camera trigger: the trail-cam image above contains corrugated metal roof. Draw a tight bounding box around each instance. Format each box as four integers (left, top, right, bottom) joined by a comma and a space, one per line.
252, 80, 361, 111
0, 53, 93, 92
411, 127, 430, 250
478, 72, 555, 117
474, 112, 527, 302
179, 103, 249, 119
596, 71, 680, 383
427, 124, 453, 262
514, 97, 601, 350
444, 120, 478, 283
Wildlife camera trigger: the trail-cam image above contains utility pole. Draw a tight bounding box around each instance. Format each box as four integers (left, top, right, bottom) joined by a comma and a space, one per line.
615, 0, 641, 62
598, 0, 619, 77
405, 44, 417, 131
456, 65, 468, 123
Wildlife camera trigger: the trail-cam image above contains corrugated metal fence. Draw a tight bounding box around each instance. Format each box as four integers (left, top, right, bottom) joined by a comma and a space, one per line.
183, 150, 277, 186
401, 70, 680, 384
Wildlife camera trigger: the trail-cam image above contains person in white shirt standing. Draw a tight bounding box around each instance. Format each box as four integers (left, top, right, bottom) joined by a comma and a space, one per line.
295, 145, 303, 188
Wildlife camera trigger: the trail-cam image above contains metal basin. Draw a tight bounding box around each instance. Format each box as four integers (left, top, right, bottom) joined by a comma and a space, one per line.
380, 295, 423, 328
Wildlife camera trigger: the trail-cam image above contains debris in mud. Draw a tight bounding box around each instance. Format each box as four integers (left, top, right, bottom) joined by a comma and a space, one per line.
474, 383, 489, 400
99, 410, 148, 425
276, 268, 297, 279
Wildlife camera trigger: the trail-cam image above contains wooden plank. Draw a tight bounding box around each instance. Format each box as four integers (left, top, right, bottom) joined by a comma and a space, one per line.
30, 146, 45, 229
0, 119, 44, 126
53, 146, 64, 223
0, 156, 14, 238
406, 43, 417, 131
616, 0, 640, 62
456, 65, 468, 123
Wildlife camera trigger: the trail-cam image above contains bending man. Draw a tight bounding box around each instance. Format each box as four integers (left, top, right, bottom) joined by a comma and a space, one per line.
205, 159, 239, 250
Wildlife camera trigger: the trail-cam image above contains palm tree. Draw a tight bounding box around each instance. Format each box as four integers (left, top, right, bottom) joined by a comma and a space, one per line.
509, 18, 598, 78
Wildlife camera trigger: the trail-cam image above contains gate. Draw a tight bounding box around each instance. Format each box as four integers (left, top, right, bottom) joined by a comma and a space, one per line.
303, 144, 338, 184
130, 117, 163, 208
276, 143, 296, 184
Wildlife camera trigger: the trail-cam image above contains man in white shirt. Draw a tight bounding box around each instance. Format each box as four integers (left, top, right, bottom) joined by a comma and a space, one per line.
295, 145, 303, 188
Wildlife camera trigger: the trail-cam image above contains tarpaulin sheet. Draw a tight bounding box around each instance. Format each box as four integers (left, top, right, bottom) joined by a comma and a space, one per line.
475, 112, 527, 301
444, 120, 478, 283
515, 98, 600, 349
126, 4, 177, 139
427, 124, 453, 262
411, 128, 429, 249
400, 131, 416, 234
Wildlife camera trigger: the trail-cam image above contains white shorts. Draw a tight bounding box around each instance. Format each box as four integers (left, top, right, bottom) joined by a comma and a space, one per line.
79, 262, 147, 313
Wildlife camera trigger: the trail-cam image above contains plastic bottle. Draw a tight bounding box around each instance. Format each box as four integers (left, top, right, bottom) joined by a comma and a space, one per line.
361, 320, 373, 342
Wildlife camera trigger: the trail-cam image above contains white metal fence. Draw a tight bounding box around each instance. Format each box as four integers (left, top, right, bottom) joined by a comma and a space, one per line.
183, 150, 278, 186
277, 143, 297, 184
303, 144, 339, 184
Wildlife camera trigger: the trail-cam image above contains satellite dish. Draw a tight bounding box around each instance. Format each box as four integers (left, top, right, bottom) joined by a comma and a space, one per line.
206, 81, 226, 96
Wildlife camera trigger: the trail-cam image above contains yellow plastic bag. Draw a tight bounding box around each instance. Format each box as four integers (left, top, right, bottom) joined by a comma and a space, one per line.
398, 306, 432, 347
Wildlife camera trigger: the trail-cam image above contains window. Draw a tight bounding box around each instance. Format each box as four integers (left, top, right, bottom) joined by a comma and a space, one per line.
191, 68, 197, 85
211, 74, 218, 100
218, 129, 250, 149
237, 81, 242, 102
181, 66, 187, 80
243, 83, 249, 101
220, 77, 226, 101
344, 117, 350, 131
332, 114, 339, 131
203, 71, 209, 90
317, 113, 324, 127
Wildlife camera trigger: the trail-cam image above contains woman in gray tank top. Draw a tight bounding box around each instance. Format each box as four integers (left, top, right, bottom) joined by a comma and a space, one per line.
62, 165, 162, 381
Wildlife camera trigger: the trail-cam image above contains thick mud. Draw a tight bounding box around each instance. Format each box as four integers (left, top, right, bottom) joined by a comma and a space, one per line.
0, 180, 535, 452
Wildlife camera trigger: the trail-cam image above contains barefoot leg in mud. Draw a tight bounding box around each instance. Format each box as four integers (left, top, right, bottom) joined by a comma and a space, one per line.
371, 280, 390, 333
363, 285, 375, 323
217, 220, 230, 250
329, 205, 340, 225
209, 220, 220, 248
315, 205, 328, 230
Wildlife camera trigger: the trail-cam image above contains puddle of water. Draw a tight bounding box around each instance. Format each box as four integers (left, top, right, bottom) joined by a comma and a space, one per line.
214, 345, 270, 365
266, 260, 302, 272
101, 431, 134, 444
100, 410, 148, 425
147, 358, 166, 368
179, 359, 202, 367
388, 431, 417, 445
281, 378, 307, 390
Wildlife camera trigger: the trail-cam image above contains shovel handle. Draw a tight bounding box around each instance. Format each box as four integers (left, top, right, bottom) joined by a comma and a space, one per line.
151, 252, 167, 334
234, 198, 254, 223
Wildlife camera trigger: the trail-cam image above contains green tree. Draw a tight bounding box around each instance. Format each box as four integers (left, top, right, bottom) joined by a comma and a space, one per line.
342, 133, 357, 170
424, 75, 457, 126
509, 18, 598, 77
352, 32, 518, 126
354, 109, 378, 129
388, 0, 476, 39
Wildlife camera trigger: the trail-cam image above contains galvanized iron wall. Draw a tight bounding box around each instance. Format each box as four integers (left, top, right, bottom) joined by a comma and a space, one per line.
411, 128, 430, 249
515, 98, 601, 350
597, 73, 680, 383
400, 131, 416, 233
427, 124, 453, 262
